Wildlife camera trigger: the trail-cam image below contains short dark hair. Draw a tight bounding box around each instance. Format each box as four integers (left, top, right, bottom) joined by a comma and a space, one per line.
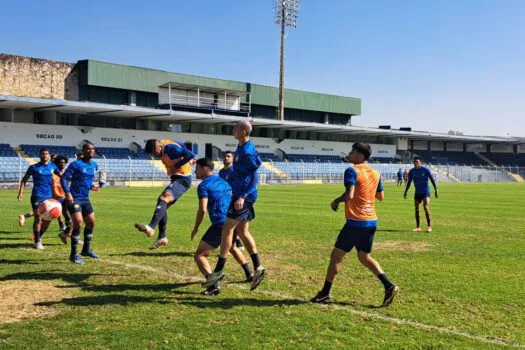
196, 157, 214, 170
82, 142, 94, 151
224, 151, 233, 157
414, 156, 423, 162
53, 155, 68, 166
39, 148, 49, 154
145, 139, 157, 154
351, 143, 372, 161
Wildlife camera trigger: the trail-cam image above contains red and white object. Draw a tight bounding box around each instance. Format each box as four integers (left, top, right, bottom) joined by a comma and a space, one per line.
37, 199, 62, 221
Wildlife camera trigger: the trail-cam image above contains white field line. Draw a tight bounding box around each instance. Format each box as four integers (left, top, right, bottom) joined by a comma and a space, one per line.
100, 258, 524, 349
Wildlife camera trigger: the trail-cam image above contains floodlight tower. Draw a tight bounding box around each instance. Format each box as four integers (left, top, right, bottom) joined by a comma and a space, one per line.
274, 0, 299, 121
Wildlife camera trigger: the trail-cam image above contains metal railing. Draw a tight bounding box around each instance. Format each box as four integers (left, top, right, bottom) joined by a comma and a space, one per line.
159, 92, 250, 113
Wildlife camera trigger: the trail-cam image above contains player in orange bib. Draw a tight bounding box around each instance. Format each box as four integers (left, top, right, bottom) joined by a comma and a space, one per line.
134, 139, 195, 249
311, 143, 399, 307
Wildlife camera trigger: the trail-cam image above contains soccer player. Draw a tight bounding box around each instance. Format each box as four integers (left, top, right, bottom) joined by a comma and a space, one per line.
203, 120, 266, 291
219, 150, 244, 251
61, 142, 100, 264
192, 158, 253, 295
404, 157, 438, 233
396, 168, 403, 186
403, 169, 409, 184
134, 139, 195, 249
17, 149, 58, 249
52, 155, 74, 244
310, 143, 398, 307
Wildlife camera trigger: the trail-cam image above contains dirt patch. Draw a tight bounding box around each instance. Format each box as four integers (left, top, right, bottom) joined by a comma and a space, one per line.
375, 240, 432, 252
0, 280, 66, 324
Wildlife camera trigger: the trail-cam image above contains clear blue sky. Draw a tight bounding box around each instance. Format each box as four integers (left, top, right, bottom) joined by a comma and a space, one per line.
1, 0, 524, 136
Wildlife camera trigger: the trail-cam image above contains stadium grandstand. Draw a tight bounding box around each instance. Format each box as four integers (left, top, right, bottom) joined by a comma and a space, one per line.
1, 53, 524, 185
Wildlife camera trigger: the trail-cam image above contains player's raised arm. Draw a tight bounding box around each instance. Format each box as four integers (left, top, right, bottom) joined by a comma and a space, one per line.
17, 166, 32, 201
60, 162, 74, 203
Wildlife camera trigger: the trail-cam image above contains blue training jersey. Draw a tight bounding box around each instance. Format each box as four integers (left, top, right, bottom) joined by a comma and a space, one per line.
397, 170, 403, 179
25, 162, 59, 200
61, 159, 98, 200
407, 166, 437, 194
218, 166, 234, 183
197, 175, 232, 225
230, 140, 261, 202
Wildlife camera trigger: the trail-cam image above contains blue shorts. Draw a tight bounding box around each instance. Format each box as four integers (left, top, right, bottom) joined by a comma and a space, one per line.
227, 197, 255, 222
414, 193, 430, 202
164, 176, 191, 201
201, 224, 238, 249
30, 196, 51, 210
68, 199, 94, 217
335, 224, 376, 253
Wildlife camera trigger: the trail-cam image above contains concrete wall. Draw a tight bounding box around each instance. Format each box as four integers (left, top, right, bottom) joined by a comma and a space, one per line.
0, 54, 77, 100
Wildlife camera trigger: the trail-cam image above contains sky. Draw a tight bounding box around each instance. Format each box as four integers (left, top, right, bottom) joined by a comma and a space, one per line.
1, 0, 524, 137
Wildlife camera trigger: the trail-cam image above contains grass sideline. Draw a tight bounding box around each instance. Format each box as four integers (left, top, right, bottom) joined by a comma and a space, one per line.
0, 183, 524, 349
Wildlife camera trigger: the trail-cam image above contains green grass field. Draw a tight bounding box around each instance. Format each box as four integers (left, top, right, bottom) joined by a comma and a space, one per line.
0, 183, 524, 349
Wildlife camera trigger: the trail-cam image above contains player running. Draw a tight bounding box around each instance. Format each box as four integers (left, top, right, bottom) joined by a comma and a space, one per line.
53, 156, 74, 244
192, 158, 253, 295
311, 143, 398, 307
203, 120, 266, 291
134, 139, 194, 249
17, 148, 59, 249
61, 142, 100, 264
218, 150, 244, 251
404, 157, 438, 233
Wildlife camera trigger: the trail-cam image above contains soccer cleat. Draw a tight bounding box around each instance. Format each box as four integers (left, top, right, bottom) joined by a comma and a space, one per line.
18, 214, 26, 227
34, 241, 44, 250
70, 255, 85, 265
250, 267, 267, 291
202, 271, 225, 289
427, 226, 433, 233
245, 274, 254, 283
149, 237, 169, 250
134, 223, 155, 237
201, 285, 221, 296
412, 227, 421, 232
381, 285, 399, 307
58, 232, 68, 245
81, 250, 100, 259
310, 292, 332, 304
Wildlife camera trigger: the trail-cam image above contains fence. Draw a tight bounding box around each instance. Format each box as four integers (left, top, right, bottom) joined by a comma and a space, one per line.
1, 161, 524, 187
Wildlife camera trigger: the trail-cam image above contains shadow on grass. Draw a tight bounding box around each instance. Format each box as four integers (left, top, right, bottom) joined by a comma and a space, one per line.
177, 296, 306, 309
331, 300, 379, 309
0, 230, 21, 234
56, 281, 198, 293
0, 237, 27, 241
0, 242, 62, 250
376, 229, 405, 233
37, 294, 172, 307
117, 251, 193, 258
0, 258, 38, 265
0, 271, 103, 285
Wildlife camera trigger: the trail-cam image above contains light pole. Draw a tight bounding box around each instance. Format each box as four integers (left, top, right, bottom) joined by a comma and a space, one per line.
274, 0, 299, 121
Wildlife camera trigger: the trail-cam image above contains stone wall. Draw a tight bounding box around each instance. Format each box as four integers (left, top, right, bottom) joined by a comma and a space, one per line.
0, 54, 78, 100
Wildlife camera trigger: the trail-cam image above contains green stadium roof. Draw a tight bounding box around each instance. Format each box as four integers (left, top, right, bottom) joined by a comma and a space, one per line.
79, 60, 361, 116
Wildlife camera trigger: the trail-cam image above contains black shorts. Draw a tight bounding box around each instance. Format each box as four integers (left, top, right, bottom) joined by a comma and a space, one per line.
30, 196, 51, 210
68, 199, 94, 217
201, 224, 238, 249
335, 224, 376, 253
414, 193, 430, 202
164, 176, 192, 201
227, 197, 255, 222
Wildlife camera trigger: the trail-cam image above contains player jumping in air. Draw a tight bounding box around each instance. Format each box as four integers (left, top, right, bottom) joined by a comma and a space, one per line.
61, 142, 101, 264
404, 156, 438, 233
17, 148, 59, 249
192, 158, 253, 295
134, 139, 194, 249
311, 143, 398, 307
203, 120, 267, 291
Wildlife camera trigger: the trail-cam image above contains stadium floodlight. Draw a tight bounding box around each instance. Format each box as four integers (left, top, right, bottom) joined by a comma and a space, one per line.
274, 0, 300, 121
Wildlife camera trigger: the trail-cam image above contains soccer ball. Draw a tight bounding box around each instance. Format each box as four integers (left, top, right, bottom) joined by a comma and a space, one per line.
37, 199, 62, 221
